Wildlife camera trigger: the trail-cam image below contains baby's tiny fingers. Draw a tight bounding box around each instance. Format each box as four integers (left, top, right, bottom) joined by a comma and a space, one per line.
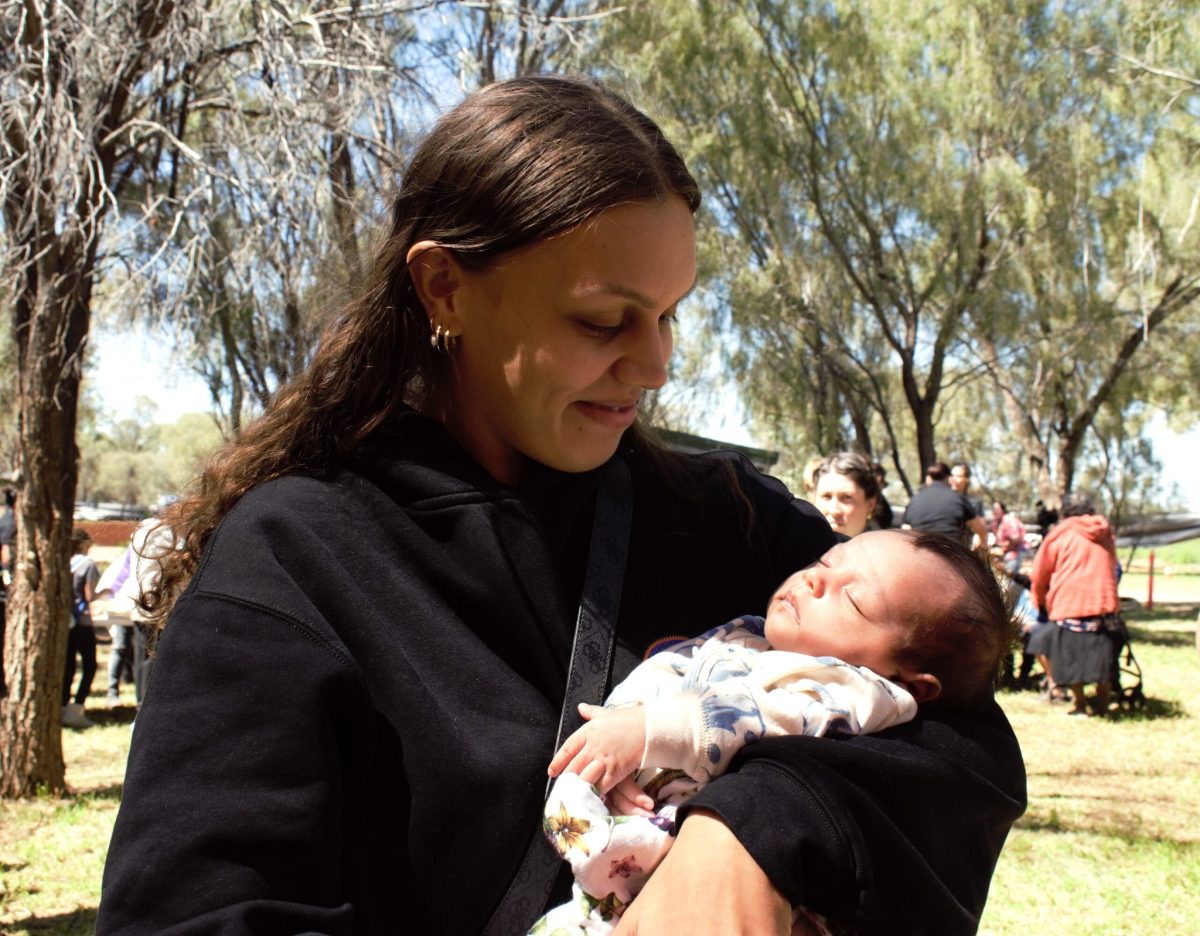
578, 702, 603, 721
548, 735, 585, 775
578, 760, 606, 787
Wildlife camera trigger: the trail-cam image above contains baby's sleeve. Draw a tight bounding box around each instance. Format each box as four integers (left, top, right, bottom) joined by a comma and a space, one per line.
642, 652, 917, 782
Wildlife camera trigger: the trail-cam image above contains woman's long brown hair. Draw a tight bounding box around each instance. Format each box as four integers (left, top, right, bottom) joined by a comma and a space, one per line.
143, 75, 702, 628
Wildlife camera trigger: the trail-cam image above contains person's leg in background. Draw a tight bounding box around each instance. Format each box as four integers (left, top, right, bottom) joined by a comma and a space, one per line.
108, 622, 133, 704
72, 623, 97, 705
62, 625, 95, 728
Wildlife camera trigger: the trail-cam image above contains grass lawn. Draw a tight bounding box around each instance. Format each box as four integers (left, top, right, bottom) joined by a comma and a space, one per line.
2, 606, 1199, 934
0, 640, 134, 935
981, 601, 1200, 935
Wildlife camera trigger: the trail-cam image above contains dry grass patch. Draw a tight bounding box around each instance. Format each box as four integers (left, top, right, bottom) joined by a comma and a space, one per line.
982, 604, 1200, 934
0, 646, 133, 935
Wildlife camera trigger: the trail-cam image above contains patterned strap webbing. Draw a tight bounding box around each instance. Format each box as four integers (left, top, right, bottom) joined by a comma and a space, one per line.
481, 457, 632, 935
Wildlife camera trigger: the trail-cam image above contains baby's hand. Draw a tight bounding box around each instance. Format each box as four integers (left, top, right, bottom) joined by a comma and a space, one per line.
547, 703, 652, 806
607, 775, 656, 818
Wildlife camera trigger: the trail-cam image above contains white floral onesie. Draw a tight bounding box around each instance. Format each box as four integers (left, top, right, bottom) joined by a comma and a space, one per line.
532, 615, 917, 935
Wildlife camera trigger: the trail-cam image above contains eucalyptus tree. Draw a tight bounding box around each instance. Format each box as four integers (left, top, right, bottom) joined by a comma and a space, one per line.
607, 0, 1039, 483
605, 0, 1199, 499
116, 1, 426, 436
970, 2, 1200, 503
1, 0, 185, 795
0, 0, 423, 797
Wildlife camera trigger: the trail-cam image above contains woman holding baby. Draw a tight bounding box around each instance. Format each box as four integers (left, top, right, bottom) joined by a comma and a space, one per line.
98, 76, 1024, 935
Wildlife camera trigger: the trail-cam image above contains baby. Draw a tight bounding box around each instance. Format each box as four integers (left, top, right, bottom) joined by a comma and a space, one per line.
533, 529, 1013, 935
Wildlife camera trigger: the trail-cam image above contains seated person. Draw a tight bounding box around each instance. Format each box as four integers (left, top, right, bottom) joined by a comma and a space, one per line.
535, 529, 1014, 934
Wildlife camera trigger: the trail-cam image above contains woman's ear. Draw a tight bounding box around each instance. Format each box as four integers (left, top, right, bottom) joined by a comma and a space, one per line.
904, 673, 942, 705
407, 241, 464, 329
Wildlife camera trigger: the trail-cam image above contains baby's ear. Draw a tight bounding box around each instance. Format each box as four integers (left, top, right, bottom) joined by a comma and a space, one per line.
905, 673, 942, 705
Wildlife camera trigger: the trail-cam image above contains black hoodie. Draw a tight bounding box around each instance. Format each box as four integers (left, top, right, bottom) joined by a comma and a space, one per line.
97, 412, 1024, 934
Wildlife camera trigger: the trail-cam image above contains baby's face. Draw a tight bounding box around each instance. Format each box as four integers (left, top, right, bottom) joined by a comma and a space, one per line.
764, 531, 963, 680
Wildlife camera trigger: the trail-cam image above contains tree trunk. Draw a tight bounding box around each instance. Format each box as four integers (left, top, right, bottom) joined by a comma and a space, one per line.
0, 251, 88, 797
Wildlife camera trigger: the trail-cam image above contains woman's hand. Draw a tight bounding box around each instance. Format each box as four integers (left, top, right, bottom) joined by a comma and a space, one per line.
612, 809, 793, 935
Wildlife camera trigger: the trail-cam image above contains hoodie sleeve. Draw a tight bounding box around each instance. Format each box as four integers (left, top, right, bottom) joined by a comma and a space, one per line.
682, 701, 1027, 934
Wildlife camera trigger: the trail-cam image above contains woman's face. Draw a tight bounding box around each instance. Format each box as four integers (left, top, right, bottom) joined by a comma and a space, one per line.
815, 470, 877, 538
413, 198, 696, 485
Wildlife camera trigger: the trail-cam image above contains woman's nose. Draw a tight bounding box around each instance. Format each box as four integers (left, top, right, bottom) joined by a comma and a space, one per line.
615, 324, 671, 390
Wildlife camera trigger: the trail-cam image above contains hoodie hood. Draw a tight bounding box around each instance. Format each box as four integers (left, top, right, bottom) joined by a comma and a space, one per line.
1060, 513, 1112, 544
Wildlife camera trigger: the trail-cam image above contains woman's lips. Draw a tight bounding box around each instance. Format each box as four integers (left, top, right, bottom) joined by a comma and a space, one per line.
575, 400, 640, 429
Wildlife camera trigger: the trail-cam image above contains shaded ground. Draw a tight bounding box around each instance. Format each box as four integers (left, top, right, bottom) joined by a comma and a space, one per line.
982, 606, 1200, 934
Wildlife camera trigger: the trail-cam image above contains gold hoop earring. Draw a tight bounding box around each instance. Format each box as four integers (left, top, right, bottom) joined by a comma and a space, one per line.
429, 324, 458, 354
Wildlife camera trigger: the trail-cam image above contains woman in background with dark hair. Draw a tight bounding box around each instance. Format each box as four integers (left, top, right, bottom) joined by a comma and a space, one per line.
812, 452, 881, 538
1029, 491, 1122, 716
97, 76, 1024, 935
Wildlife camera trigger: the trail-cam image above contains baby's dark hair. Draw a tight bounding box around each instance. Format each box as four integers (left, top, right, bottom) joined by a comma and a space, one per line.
890, 530, 1016, 708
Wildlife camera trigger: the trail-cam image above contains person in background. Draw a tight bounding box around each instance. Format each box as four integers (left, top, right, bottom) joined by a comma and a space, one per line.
812, 452, 881, 538
126, 516, 174, 704
949, 462, 986, 546
870, 460, 894, 530
1028, 491, 1123, 717
98, 517, 172, 707
98, 76, 1024, 935
991, 501, 1027, 575
97, 545, 135, 705
1035, 499, 1058, 533
63, 528, 100, 729
902, 462, 988, 547
0, 487, 15, 697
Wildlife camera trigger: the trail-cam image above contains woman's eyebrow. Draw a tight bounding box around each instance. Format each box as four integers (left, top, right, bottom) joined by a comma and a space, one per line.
575, 278, 697, 308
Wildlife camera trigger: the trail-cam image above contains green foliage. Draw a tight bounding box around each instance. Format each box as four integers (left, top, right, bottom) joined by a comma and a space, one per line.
77, 403, 221, 507
601, 0, 1200, 505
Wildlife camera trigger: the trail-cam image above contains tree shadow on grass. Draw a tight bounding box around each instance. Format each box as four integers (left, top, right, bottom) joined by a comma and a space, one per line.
7, 907, 97, 935
1018, 803, 1200, 848
1105, 696, 1185, 721
1123, 601, 1198, 624
82, 706, 137, 728
1125, 626, 1195, 648
70, 782, 124, 802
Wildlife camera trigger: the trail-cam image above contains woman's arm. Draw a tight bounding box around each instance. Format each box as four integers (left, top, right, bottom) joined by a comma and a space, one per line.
630, 459, 1025, 932
613, 810, 793, 936
96, 593, 371, 934
681, 706, 1026, 933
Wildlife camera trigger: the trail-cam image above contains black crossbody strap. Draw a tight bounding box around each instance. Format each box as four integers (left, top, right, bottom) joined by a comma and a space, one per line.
481, 457, 633, 935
